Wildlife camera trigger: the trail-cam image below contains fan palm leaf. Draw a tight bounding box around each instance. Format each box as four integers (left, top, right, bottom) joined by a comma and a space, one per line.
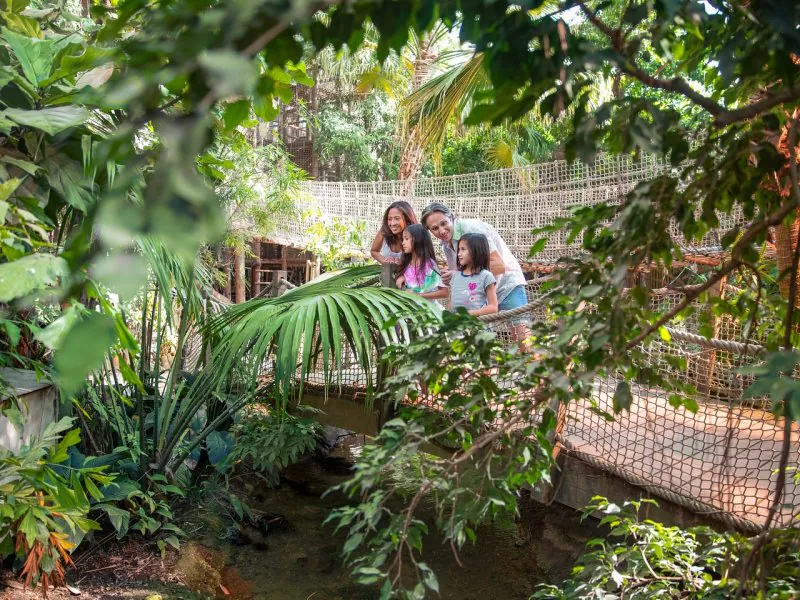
400, 52, 489, 168
201, 265, 438, 409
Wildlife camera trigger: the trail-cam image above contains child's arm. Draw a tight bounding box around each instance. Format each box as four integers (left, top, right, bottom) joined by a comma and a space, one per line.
468, 283, 499, 316
395, 275, 406, 289
420, 287, 449, 300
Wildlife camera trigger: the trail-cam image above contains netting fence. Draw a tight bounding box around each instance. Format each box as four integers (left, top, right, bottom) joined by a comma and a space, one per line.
275, 154, 743, 262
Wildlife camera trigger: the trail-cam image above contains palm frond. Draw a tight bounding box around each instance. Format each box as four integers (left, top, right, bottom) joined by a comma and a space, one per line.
138, 237, 213, 323
400, 52, 489, 168
202, 266, 438, 409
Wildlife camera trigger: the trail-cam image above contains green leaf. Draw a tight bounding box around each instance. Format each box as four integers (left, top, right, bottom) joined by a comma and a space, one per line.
43, 46, 116, 87
2, 320, 20, 348
164, 535, 180, 550
35, 303, 85, 350
54, 312, 117, 395
0, 253, 68, 302
0, 178, 20, 202
197, 50, 257, 97
222, 99, 250, 131
343, 532, 364, 555
613, 381, 633, 413
43, 154, 93, 210
18, 509, 39, 546
528, 237, 548, 257
96, 503, 130, 539
2, 106, 89, 135
0, 154, 39, 175
1, 26, 57, 85
253, 95, 279, 121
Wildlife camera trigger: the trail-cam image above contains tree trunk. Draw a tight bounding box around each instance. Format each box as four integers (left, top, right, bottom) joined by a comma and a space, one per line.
398, 34, 437, 181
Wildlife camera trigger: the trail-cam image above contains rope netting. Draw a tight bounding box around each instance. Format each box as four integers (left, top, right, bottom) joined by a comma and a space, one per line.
275, 154, 743, 262
267, 155, 796, 531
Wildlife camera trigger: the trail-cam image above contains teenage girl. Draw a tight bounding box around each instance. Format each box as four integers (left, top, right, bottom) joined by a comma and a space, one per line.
451, 233, 498, 316
370, 201, 417, 265
396, 224, 447, 300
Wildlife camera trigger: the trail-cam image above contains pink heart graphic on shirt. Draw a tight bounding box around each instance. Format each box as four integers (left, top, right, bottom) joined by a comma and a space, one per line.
468, 282, 478, 291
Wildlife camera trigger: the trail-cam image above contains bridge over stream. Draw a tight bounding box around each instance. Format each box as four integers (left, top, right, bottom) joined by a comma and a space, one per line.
265, 155, 799, 534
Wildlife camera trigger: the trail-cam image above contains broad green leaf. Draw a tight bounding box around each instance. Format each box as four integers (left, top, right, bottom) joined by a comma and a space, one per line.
197, 50, 257, 97
18, 509, 39, 546
0, 67, 14, 89
53, 312, 117, 395
43, 46, 116, 87
222, 99, 251, 131
44, 154, 93, 210
0, 253, 68, 302
1, 26, 56, 85
613, 381, 633, 413
254, 95, 279, 121
96, 503, 130, 539
3, 11, 40, 38
91, 252, 148, 302
3, 106, 89, 135
0, 178, 20, 202
35, 303, 85, 350
2, 320, 20, 347
0, 154, 39, 175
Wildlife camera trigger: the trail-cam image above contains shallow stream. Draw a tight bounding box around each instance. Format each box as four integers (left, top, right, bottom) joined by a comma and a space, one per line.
172, 432, 598, 600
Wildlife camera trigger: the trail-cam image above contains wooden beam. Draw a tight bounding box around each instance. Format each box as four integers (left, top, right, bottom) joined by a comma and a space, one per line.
252, 240, 262, 298
234, 247, 245, 304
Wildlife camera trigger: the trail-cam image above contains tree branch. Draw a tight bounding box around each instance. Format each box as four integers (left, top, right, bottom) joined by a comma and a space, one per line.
626, 191, 800, 351
714, 90, 800, 127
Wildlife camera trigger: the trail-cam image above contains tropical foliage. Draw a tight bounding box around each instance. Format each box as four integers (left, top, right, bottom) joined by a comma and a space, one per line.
327, 311, 558, 599
533, 497, 800, 599
203, 266, 439, 408
2, 0, 800, 598
227, 407, 322, 485
0, 418, 113, 590
312, 95, 401, 181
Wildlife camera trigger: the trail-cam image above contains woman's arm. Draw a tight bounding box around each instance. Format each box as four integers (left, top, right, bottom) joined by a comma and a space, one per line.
370, 232, 388, 264
395, 275, 406, 289
469, 283, 498, 316
488, 250, 505, 278
420, 287, 449, 300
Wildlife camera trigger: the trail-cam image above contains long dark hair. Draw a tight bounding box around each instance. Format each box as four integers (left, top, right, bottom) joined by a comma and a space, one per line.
399, 224, 438, 276
457, 233, 491, 273
380, 201, 417, 249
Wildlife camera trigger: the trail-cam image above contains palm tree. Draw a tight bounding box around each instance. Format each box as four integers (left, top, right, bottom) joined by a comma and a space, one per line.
396, 26, 451, 180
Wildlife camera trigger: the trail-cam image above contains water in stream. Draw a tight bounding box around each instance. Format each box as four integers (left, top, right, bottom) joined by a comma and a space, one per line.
173, 433, 597, 600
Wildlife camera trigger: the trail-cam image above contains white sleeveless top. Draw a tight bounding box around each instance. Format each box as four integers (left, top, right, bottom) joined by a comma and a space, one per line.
380, 239, 403, 262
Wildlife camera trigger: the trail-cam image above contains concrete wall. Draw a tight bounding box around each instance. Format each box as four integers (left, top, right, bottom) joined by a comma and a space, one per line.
0, 368, 59, 452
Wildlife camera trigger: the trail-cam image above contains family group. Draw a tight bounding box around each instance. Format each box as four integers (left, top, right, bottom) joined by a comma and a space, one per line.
369, 201, 530, 343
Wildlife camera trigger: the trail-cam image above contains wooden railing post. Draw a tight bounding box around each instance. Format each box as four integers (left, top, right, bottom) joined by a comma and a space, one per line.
380, 263, 396, 288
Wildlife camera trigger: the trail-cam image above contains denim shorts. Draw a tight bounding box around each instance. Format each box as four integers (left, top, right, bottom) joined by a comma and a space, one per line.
498, 284, 530, 326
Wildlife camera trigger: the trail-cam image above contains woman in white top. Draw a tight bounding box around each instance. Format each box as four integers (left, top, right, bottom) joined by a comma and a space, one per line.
370, 200, 418, 265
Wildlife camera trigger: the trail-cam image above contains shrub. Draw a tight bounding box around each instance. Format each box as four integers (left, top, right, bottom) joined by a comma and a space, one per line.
0, 418, 114, 592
